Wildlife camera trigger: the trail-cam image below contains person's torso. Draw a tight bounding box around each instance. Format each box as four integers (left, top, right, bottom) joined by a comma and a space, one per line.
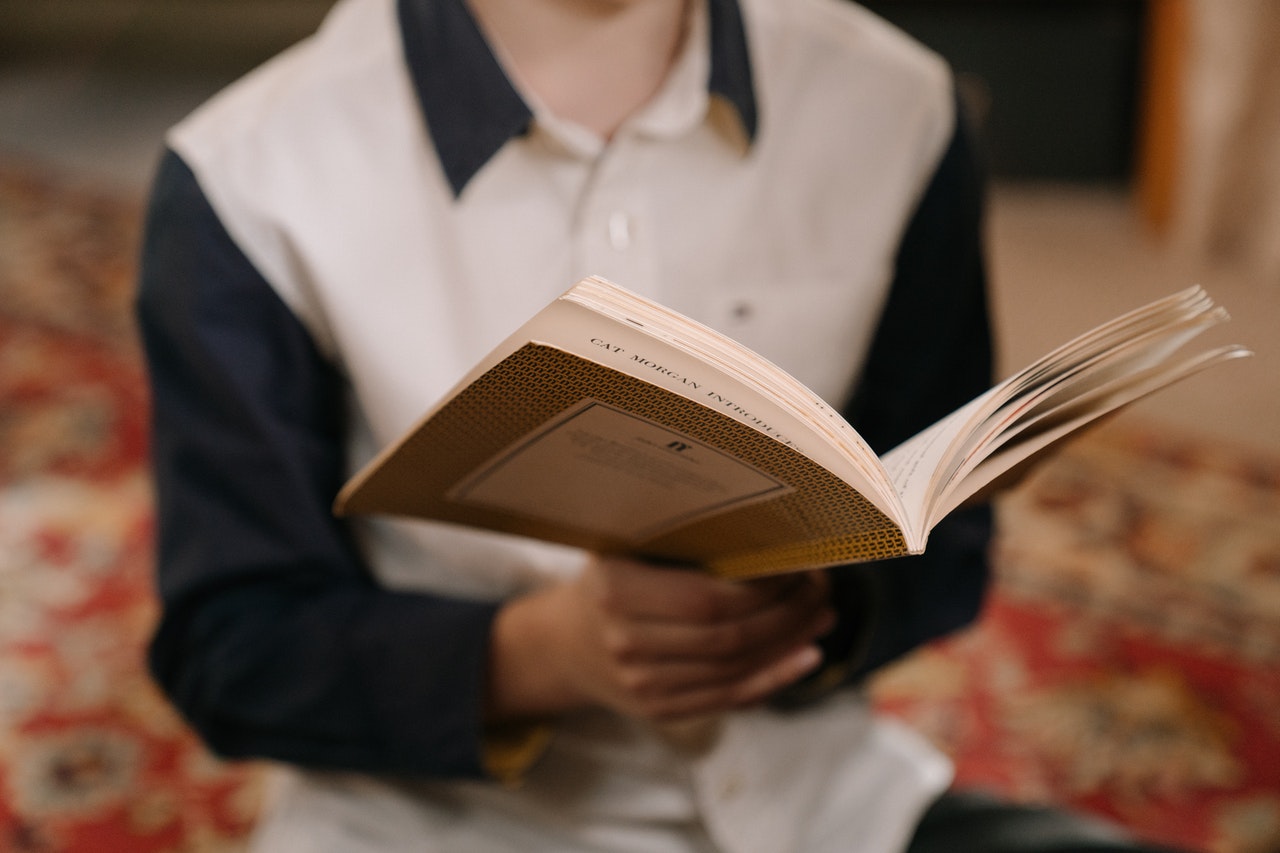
169, 1, 956, 849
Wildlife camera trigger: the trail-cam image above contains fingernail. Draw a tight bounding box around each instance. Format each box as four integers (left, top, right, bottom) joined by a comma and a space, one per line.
792, 644, 823, 674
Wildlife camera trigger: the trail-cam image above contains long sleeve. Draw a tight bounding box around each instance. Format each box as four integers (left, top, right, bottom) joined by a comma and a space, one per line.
138, 150, 499, 779
822, 96, 995, 684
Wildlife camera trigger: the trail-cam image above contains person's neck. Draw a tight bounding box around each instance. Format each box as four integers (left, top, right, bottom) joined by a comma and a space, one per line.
466, 0, 691, 140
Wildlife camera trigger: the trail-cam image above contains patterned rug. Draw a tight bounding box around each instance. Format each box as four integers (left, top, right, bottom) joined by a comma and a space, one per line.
0, 166, 262, 851
873, 429, 1280, 853
1, 163, 1278, 853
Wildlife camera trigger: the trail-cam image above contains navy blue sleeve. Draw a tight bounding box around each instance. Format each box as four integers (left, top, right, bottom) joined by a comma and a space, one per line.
825, 97, 995, 682
137, 149, 498, 778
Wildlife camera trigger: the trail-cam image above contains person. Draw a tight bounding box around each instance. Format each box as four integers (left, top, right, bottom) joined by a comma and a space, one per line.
135, 0, 1182, 851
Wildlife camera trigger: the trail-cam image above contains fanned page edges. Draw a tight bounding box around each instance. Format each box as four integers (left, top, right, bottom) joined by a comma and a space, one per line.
925, 342, 1251, 527
880, 285, 1252, 537
337, 344, 909, 579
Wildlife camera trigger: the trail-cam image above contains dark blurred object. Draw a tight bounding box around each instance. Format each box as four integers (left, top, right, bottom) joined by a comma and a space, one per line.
0, 1, 333, 77
862, 0, 1146, 182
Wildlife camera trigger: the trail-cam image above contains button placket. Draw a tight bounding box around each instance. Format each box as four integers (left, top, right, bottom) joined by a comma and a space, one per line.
571, 141, 657, 293
608, 210, 633, 251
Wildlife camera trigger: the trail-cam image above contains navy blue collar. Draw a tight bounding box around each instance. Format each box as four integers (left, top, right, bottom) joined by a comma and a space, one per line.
397, 0, 758, 197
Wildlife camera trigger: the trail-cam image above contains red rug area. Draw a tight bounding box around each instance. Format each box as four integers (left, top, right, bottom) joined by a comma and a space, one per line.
871, 428, 1280, 853
2, 165, 1278, 852
0, 169, 263, 851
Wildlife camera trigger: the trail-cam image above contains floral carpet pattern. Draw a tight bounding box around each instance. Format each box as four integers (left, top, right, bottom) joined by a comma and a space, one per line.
872, 429, 1280, 853
1, 163, 1278, 852
1, 168, 263, 851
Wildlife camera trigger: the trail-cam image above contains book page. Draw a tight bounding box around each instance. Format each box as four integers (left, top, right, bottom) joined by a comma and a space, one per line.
878, 391, 996, 546
562, 278, 903, 520
449, 400, 792, 542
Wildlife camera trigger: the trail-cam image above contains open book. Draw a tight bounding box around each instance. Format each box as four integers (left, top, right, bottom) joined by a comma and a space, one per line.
335, 277, 1251, 580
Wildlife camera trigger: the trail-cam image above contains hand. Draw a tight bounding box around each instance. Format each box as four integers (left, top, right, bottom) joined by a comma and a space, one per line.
486, 557, 835, 724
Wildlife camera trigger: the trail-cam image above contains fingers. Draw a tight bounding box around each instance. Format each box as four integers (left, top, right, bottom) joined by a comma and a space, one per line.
578, 559, 836, 721
485, 558, 840, 727
615, 643, 825, 722
599, 582, 834, 662
586, 556, 818, 622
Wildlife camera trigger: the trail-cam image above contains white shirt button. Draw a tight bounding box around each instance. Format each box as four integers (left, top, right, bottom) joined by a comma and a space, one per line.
718, 772, 744, 801
608, 211, 632, 251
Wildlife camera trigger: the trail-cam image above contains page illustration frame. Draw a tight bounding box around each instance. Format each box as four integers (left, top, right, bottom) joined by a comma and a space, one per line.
448, 399, 795, 543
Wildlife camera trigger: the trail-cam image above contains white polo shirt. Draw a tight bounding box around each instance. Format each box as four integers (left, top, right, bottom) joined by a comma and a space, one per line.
139, 0, 995, 849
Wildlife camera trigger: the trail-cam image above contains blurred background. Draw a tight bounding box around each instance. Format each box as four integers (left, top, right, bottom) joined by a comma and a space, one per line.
0, 1, 1276, 851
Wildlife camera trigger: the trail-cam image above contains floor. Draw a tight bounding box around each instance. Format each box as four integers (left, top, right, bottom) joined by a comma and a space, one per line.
1, 57, 1276, 460
988, 183, 1279, 458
